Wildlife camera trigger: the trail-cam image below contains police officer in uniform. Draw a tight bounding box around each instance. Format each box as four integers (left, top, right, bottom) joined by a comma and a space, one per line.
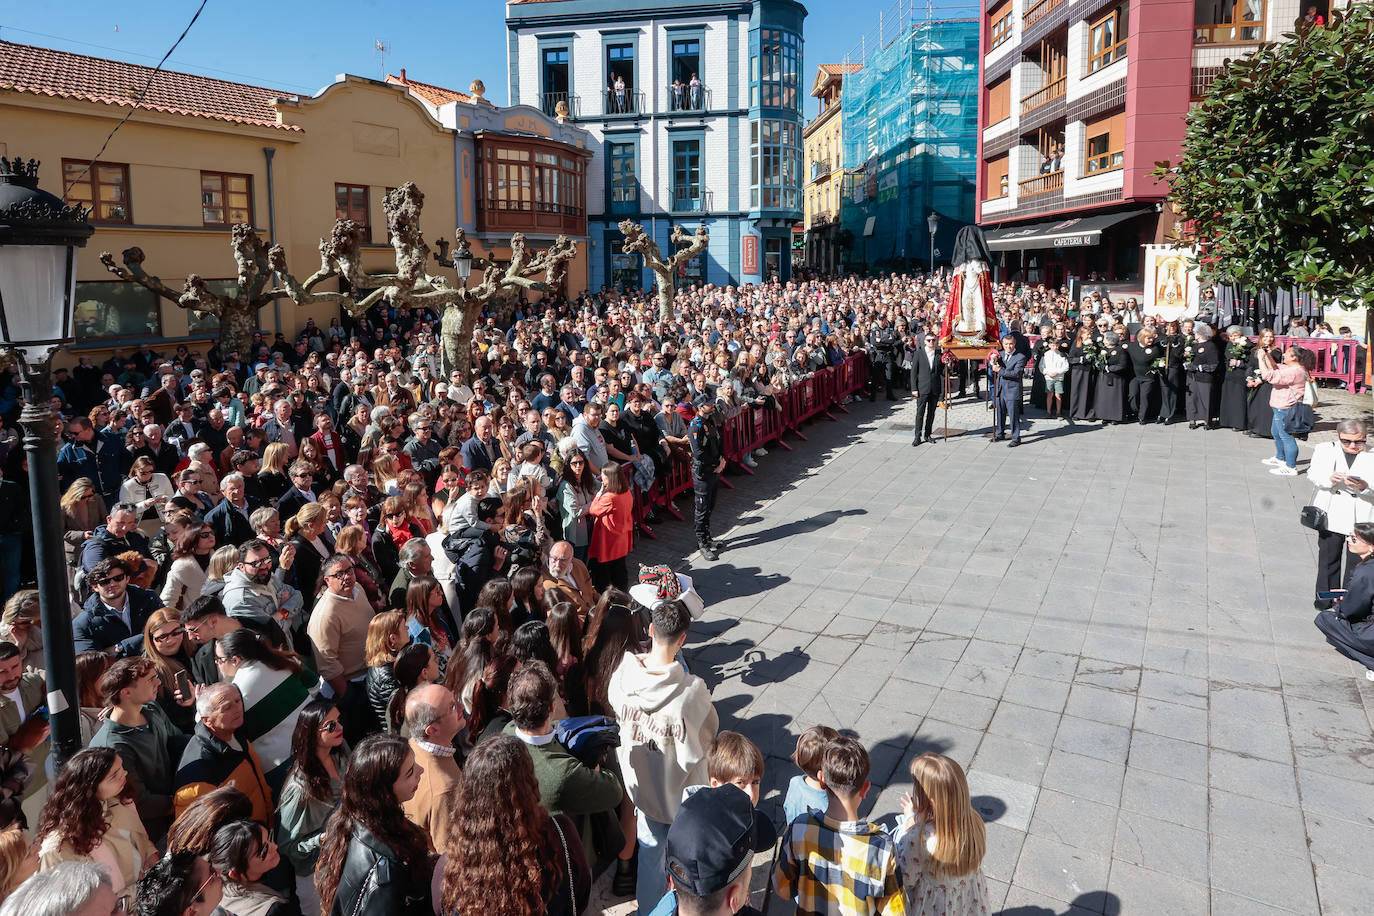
689, 395, 725, 561
868, 319, 900, 401
990, 335, 1029, 447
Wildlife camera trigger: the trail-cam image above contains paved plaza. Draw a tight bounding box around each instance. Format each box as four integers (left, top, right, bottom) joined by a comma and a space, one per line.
596, 389, 1374, 915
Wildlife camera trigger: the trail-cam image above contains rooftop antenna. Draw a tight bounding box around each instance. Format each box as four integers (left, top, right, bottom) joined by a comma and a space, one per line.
374, 38, 391, 80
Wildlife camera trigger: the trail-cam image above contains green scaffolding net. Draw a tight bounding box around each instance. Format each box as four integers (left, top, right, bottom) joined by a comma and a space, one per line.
839, 2, 980, 270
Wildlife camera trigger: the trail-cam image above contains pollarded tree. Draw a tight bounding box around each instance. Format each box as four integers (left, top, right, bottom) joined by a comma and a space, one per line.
99, 225, 288, 360
618, 220, 709, 322
1157, 6, 1374, 308
273, 183, 576, 379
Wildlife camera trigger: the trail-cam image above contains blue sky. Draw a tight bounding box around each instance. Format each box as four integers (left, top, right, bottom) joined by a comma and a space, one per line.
0, 0, 929, 120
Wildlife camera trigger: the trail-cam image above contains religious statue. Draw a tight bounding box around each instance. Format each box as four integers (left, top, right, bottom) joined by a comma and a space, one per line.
939, 225, 999, 347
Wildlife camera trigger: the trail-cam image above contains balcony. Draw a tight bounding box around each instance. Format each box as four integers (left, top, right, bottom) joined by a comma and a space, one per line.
602, 88, 646, 116
1020, 77, 1066, 116
1018, 169, 1063, 198
810, 159, 833, 182
809, 209, 837, 228
667, 83, 710, 113
671, 188, 712, 213
1023, 0, 1065, 29
541, 91, 579, 119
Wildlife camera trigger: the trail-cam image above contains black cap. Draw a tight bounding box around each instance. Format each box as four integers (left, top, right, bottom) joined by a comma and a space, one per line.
693, 394, 714, 408
664, 786, 776, 897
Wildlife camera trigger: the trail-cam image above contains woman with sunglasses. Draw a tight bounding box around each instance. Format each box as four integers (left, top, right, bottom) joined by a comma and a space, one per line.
160, 522, 218, 612
130, 849, 223, 916
142, 608, 196, 733
1307, 419, 1374, 610
34, 747, 155, 909
278, 700, 346, 916
1315, 521, 1374, 680
556, 449, 597, 566
209, 820, 293, 916
314, 734, 431, 916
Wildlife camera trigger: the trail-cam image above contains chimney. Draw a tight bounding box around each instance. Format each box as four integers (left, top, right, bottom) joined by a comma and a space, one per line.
400, 68, 407, 83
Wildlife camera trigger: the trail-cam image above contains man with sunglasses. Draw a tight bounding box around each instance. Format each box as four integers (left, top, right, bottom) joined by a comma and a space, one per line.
74, 557, 161, 656
275, 461, 318, 522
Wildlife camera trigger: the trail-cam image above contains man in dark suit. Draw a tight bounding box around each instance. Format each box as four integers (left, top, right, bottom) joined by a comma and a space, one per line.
909, 333, 947, 446
276, 461, 318, 522
74, 556, 162, 656
205, 474, 256, 547
990, 335, 1030, 447
459, 416, 496, 474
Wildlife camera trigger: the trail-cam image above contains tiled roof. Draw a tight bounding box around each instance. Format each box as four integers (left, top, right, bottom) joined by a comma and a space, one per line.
817, 63, 862, 76
385, 73, 472, 106
0, 41, 301, 131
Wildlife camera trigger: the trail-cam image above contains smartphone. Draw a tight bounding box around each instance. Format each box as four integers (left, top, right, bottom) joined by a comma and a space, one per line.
31, 705, 48, 721
1317, 590, 1347, 601
1348, 477, 1366, 487
174, 669, 193, 699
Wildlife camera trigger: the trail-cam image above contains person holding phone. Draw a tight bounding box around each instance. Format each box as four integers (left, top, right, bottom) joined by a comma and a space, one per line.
1315, 521, 1374, 679
1307, 419, 1374, 609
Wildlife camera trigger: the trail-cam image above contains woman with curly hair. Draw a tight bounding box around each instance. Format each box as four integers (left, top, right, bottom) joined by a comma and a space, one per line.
437, 734, 589, 916
314, 734, 431, 916
34, 747, 155, 905
278, 701, 346, 916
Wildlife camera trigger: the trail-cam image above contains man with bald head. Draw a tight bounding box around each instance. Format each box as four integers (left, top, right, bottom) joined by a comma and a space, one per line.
402, 683, 465, 851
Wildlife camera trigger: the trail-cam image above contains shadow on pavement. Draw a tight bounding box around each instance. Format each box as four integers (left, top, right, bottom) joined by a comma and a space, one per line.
998, 891, 1121, 915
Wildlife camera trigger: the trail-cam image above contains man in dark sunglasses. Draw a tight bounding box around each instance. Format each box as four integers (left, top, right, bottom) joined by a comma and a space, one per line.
73, 557, 161, 656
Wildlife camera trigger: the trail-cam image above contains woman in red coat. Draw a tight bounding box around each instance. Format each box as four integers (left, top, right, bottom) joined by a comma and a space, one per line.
587, 462, 634, 591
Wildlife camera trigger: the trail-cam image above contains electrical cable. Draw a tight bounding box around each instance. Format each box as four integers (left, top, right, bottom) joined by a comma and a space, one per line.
61, 0, 211, 196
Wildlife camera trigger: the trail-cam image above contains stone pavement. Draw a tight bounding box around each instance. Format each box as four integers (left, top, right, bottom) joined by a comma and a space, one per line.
590, 385, 1374, 915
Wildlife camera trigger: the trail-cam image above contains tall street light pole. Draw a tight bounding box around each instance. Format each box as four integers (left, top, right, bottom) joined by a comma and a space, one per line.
0, 156, 94, 772
927, 211, 940, 274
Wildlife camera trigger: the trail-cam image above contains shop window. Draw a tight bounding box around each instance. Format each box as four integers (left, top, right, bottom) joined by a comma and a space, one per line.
74, 281, 161, 339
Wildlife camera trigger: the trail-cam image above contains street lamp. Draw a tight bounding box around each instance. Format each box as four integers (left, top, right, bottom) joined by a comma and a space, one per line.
451, 243, 473, 286
926, 211, 940, 274
0, 156, 93, 772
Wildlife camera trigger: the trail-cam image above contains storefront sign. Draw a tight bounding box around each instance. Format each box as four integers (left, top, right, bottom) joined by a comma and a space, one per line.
742, 234, 760, 275
1051, 234, 1095, 248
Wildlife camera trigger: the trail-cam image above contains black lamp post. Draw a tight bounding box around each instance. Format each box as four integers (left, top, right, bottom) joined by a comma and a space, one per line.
452, 243, 473, 287
927, 211, 940, 274
0, 156, 93, 772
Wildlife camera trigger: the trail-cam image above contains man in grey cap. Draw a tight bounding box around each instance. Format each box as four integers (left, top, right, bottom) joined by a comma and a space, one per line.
646, 783, 773, 915
688, 395, 724, 561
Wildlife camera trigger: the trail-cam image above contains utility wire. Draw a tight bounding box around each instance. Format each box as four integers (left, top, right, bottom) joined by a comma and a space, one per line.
61, 0, 211, 197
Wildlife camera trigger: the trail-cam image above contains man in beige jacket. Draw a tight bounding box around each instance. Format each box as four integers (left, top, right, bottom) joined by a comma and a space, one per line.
402, 684, 464, 852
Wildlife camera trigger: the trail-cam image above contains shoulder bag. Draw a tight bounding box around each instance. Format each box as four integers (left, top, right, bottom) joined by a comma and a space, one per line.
550, 815, 577, 914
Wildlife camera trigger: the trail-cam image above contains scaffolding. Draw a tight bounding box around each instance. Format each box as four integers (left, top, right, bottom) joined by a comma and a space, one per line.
839, 0, 980, 269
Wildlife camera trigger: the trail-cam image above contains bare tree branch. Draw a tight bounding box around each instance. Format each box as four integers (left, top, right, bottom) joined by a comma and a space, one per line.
617, 219, 709, 321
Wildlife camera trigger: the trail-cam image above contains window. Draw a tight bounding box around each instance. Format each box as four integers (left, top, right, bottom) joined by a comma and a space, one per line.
1083, 112, 1125, 173
609, 142, 637, 213
62, 160, 132, 224
672, 139, 702, 210
606, 43, 636, 113
1195, 0, 1265, 43
611, 239, 641, 288
990, 2, 1013, 49
542, 48, 570, 117
484, 147, 532, 212
201, 172, 253, 227
985, 155, 1010, 199
1089, 7, 1128, 72
335, 184, 370, 238
987, 75, 1011, 125
74, 281, 161, 339
753, 28, 801, 110
671, 39, 704, 110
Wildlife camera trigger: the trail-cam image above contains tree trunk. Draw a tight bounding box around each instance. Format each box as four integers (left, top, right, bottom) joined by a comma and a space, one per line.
440, 302, 475, 382
219, 301, 261, 361
656, 270, 674, 323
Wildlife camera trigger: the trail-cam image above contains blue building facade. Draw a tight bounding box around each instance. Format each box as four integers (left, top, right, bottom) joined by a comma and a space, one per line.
506, 0, 807, 292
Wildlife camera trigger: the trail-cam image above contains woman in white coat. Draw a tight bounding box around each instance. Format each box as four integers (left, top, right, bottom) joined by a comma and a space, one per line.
160, 522, 216, 612
119, 457, 174, 538
1307, 418, 1374, 609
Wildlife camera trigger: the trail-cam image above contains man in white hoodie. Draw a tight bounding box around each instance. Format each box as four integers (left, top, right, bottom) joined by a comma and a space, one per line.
608, 600, 719, 914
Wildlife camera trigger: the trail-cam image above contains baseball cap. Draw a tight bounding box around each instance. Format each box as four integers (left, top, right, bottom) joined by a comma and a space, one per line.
664, 785, 776, 898
692, 394, 714, 408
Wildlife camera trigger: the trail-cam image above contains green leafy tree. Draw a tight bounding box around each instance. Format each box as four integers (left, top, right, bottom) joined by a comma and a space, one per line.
1157, 6, 1374, 308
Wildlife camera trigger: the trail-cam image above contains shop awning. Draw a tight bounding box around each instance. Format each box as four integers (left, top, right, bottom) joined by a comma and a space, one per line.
983, 209, 1151, 252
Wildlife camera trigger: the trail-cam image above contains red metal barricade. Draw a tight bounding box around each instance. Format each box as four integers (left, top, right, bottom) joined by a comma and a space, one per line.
1266, 336, 1363, 392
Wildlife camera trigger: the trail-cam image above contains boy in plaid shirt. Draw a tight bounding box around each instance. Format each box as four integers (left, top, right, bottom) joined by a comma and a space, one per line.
774, 736, 906, 915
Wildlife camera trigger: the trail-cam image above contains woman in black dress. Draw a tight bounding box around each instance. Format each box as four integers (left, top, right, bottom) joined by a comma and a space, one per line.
1126, 328, 1161, 425
1160, 320, 1187, 423
1030, 326, 1051, 411
1093, 332, 1130, 423
1247, 328, 1278, 438
1068, 326, 1097, 421
1314, 521, 1374, 678
1219, 326, 1252, 431
1186, 324, 1223, 429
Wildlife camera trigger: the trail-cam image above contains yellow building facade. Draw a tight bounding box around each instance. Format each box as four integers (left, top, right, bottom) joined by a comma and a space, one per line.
0, 42, 589, 367
802, 64, 853, 275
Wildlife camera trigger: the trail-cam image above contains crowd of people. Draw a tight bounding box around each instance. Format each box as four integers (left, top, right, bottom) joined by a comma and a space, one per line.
0, 269, 1365, 916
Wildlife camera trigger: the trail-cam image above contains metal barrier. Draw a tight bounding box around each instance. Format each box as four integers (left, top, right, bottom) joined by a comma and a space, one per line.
1266, 336, 1363, 392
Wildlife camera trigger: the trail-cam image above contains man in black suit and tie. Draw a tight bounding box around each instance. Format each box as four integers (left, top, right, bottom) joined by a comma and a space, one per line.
909, 331, 947, 446
205, 473, 256, 547
459, 415, 496, 474
276, 460, 318, 523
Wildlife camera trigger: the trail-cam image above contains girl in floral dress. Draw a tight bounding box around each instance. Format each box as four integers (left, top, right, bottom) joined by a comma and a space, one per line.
894, 753, 991, 916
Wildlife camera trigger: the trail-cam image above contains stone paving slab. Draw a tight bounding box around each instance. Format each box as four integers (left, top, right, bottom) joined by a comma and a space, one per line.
591, 386, 1374, 915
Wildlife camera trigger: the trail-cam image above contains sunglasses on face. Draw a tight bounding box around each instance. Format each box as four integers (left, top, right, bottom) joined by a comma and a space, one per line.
153, 628, 185, 642
96, 573, 128, 586
1340, 438, 1365, 446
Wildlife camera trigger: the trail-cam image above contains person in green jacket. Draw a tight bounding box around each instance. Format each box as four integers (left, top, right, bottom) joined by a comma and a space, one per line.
502, 660, 623, 868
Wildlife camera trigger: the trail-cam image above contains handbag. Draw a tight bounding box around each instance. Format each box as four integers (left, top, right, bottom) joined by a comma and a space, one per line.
549, 815, 577, 914
1301, 505, 1328, 531
1304, 378, 1320, 407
